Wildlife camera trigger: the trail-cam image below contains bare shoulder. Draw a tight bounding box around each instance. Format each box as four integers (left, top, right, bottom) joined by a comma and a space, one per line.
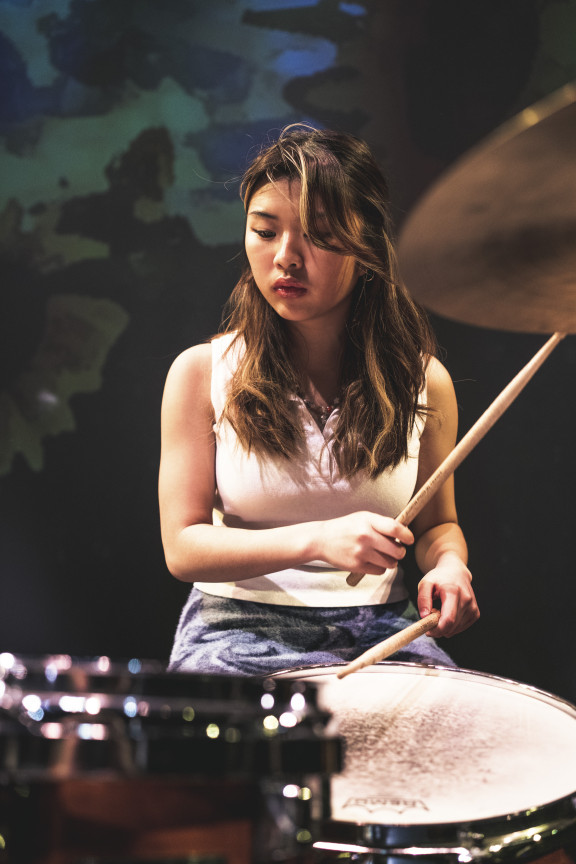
165, 342, 212, 391
423, 356, 458, 441
162, 342, 213, 419
166, 342, 212, 381
425, 355, 453, 392
425, 356, 456, 410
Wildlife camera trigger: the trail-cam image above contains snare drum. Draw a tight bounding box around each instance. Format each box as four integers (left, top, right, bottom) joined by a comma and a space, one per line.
0, 654, 341, 864
273, 663, 576, 863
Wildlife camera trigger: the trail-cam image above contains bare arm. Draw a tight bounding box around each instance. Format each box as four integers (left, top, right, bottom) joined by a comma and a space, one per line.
159, 344, 413, 582
410, 357, 480, 637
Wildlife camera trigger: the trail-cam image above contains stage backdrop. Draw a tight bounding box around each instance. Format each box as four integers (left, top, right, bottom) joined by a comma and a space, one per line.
1, 0, 575, 703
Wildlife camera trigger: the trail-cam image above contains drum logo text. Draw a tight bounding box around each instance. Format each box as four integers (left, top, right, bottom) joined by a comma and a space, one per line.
343, 797, 429, 814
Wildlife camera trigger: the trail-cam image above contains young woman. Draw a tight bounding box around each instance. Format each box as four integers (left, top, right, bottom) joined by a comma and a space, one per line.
160, 125, 479, 675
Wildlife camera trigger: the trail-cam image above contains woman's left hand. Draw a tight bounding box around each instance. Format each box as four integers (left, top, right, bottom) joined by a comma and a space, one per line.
417, 553, 480, 638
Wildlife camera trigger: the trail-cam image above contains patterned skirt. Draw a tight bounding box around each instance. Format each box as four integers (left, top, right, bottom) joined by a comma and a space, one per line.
168, 587, 454, 675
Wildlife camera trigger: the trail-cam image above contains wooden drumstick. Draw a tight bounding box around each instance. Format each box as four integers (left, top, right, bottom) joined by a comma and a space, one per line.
336, 610, 441, 679
347, 331, 565, 587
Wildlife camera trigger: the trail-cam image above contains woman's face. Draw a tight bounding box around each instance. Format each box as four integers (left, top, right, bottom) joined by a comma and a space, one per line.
245, 178, 360, 333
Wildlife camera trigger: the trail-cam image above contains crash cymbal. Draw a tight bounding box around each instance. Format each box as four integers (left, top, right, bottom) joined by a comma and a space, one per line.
398, 83, 576, 333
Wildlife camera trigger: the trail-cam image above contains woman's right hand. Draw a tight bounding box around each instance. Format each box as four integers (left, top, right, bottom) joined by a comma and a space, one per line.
314, 511, 414, 574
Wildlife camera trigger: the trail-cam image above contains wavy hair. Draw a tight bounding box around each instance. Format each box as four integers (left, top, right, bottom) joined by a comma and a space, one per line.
219, 125, 436, 478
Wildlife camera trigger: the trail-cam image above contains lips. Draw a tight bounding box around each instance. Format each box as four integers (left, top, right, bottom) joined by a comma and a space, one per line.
273, 278, 307, 298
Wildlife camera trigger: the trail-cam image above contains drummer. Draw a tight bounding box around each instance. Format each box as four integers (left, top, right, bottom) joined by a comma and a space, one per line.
159, 124, 480, 675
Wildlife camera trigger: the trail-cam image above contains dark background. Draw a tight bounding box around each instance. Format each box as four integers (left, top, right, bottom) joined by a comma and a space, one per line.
1, 0, 575, 703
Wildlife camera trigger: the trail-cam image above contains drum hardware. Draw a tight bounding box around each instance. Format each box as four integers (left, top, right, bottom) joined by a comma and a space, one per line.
0, 654, 342, 864
273, 663, 576, 863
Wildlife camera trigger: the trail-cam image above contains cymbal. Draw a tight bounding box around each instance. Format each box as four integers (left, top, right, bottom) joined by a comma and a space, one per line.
397, 83, 576, 333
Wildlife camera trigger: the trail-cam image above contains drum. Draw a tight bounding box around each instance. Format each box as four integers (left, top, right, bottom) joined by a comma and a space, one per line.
0, 654, 341, 864
272, 663, 576, 863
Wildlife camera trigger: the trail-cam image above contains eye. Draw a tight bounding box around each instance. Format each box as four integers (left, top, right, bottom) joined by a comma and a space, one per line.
252, 228, 275, 239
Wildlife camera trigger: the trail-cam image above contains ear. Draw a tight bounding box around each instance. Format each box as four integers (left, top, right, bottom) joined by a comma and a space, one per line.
355, 265, 374, 282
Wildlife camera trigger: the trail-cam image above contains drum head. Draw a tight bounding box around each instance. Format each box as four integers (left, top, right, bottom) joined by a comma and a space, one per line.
273, 663, 576, 857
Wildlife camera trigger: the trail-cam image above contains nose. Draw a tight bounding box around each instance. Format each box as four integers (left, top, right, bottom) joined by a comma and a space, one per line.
274, 231, 303, 271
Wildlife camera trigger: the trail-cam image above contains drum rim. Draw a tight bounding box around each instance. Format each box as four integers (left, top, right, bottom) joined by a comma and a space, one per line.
269, 660, 576, 719
0, 653, 328, 710
313, 789, 576, 862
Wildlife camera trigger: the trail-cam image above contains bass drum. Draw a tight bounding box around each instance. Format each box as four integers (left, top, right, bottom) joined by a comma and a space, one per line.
272, 663, 576, 863
0, 653, 341, 864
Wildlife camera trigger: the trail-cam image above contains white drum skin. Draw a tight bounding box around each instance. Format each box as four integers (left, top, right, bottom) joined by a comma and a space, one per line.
273, 663, 576, 861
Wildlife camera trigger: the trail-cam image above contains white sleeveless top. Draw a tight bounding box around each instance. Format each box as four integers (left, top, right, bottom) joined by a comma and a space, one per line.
194, 333, 426, 607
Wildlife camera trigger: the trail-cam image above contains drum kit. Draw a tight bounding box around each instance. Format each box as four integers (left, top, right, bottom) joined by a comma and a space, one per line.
2, 85, 576, 863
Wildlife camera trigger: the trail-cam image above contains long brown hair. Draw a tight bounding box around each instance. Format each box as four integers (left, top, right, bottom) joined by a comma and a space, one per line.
220, 125, 436, 478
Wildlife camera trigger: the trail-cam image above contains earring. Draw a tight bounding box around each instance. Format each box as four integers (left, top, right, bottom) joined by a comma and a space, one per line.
364, 269, 374, 282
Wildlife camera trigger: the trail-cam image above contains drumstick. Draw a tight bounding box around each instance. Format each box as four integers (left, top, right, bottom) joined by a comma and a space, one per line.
336, 610, 441, 679
347, 331, 565, 587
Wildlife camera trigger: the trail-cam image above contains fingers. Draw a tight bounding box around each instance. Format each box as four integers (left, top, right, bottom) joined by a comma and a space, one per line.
319, 512, 415, 575
360, 521, 414, 573
417, 578, 480, 638
429, 591, 460, 637
417, 579, 435, 619
372, 516, 414, 547
362, 515, 413, 572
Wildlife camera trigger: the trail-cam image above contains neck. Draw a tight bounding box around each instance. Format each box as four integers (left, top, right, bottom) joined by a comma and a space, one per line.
286, 323, 347, 405
286, 321, 346, 365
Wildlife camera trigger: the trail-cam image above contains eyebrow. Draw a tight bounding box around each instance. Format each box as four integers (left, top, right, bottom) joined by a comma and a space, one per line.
247, 208, 328, 220
247, 209, 278, 219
